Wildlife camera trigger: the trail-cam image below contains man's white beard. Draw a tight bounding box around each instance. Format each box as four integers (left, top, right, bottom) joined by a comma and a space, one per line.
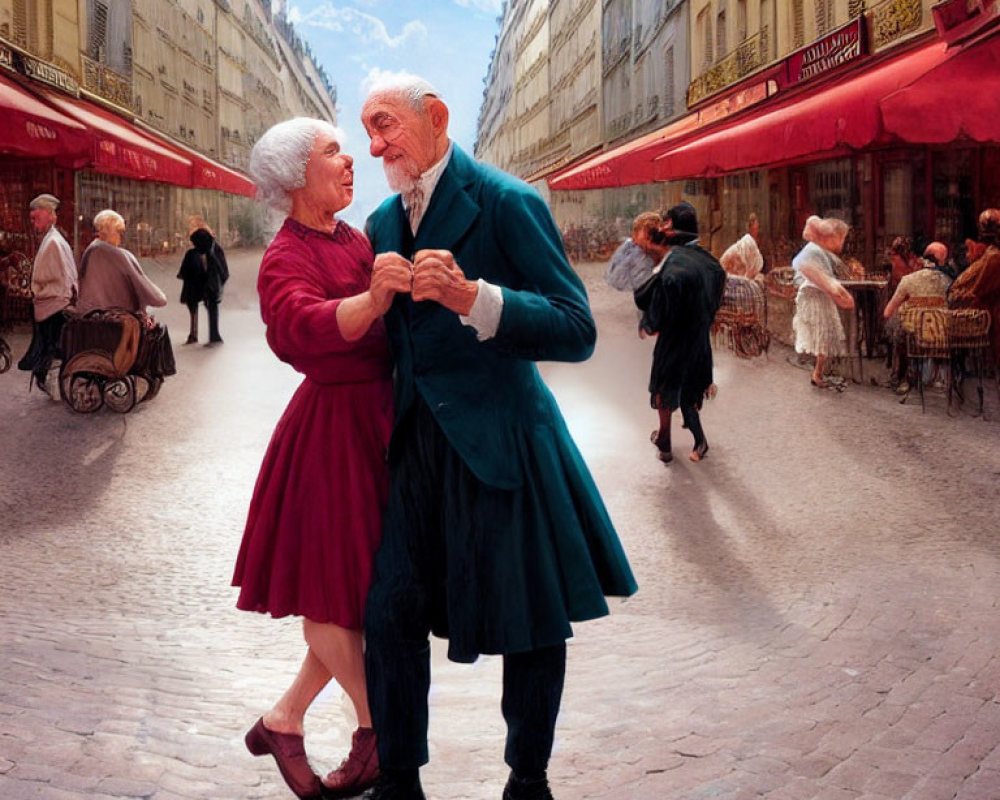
384, 157, 421, 195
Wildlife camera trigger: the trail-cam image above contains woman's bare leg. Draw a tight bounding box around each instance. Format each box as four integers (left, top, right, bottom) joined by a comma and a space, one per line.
303, 619, 371, 728
812, 353, 827, 385
262, 632, 332, 736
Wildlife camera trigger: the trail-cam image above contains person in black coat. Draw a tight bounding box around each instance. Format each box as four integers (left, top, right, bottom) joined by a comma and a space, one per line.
635, 202, 726, 464
177, 227, 229, 345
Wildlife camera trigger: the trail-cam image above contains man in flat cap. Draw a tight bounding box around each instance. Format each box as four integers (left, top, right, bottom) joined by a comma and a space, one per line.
17, 194, 77, 395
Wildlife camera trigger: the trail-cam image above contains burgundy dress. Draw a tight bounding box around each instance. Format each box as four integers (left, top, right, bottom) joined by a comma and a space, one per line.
232, 217, 393, 628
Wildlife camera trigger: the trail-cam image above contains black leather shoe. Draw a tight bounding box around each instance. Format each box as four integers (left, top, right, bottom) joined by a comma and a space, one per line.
362, 770, 426, 800
502, 772, 554, 800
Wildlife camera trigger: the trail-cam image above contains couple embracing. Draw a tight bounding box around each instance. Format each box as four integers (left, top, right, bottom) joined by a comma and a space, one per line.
232, 72, 637, 800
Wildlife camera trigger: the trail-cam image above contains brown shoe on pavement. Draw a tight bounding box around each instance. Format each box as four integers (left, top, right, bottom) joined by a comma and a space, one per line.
244, 717, 322, 798
322, 726, 379, 798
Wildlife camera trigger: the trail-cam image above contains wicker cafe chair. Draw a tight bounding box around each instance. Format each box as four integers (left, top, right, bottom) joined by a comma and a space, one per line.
713, 276, 770, 359
900, 307, 951, 413
946, 309, 997, 418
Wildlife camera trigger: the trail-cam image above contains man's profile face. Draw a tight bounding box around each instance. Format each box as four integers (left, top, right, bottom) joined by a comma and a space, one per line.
361, 92, 439, 192
30, 208, 54, 233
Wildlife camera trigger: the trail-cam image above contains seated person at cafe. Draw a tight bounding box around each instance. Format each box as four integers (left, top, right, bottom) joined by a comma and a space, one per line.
922, 241, 956, 279
949, 208, 1000, 360
76, 209, 168, 315
882, 242, 953, 395
887, 236, 922, 295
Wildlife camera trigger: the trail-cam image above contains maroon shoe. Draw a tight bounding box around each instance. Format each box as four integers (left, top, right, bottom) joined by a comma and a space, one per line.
245, 717, 322, 799
321, 726, 379, 798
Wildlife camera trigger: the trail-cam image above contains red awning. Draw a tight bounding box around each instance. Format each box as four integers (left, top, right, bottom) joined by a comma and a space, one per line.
39, 89, 193, 185
654, 39, 951, 180
154, 134, 256, 198
549, 38, 963, 190
880, 31, 1000, 143
0, 71, 92, 166
191, 157, 256, 197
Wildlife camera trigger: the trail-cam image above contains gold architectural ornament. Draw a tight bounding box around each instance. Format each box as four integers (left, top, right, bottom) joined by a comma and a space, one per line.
82, 55, 132, 109
870, 0, 923, 50
687, 28, 768, 107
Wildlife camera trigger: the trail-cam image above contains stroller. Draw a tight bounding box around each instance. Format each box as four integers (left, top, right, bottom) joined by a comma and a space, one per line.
58, 308, 176, 413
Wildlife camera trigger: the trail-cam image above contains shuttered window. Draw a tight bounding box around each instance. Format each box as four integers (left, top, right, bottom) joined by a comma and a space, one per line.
792, 0, 805, 49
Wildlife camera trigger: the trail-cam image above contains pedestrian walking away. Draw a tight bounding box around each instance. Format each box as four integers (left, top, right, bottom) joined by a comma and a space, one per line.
177, 226, 229, 345
635, 202, 726, 464
233, 116, 410, 800
361, 71, 637, 800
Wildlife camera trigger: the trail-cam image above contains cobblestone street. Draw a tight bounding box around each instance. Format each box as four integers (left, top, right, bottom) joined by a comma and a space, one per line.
2, 249, 1000, 800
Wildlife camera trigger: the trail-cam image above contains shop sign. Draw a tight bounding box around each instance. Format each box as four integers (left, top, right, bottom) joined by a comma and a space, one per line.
697, 80, 775, 126
21, 53, 79, 95
786, 18, 865, 84
932, 0, 1000, 44
25, 120, 58, 140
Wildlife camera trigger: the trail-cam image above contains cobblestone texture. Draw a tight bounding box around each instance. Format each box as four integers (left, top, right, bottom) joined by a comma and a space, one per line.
1, 251, 999, 799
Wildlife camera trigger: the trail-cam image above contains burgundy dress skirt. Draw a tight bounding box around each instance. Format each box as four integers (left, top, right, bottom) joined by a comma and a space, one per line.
232, 217, 392, 629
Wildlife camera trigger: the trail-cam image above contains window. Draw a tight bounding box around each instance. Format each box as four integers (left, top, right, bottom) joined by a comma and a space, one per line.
737, 0, 747, 42
792, 0, 805, 49
664, 45, 675, 116
89, 1, 109, 61
716, 4, 727, 58
815, 0, 834, 36
698, 8, 713, 71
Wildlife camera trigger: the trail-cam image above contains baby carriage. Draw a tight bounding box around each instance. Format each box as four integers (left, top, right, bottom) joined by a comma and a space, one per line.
58, 308, 176, 413
0, 251, 34, 374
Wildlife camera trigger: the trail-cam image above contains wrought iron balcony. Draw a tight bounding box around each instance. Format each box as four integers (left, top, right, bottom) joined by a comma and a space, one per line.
686, 27, 770, 107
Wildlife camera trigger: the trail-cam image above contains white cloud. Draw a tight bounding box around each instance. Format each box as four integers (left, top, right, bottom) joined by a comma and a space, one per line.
446, 0, 503, 14
292, 4, 427, 48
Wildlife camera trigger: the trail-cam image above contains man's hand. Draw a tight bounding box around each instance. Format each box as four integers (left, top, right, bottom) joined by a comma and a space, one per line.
371, 252, 414, 315
412, 249, 479, 315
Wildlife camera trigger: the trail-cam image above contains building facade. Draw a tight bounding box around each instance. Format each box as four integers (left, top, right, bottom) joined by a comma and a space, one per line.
0, 0, 336, 265
479, 0, 1000, 277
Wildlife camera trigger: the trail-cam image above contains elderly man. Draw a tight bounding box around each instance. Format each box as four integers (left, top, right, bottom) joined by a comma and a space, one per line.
77, 209, 167, 314
17, 193, 77, 395
361, 73, 637, 800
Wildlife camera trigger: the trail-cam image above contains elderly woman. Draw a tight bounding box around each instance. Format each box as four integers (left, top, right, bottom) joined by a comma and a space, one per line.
76, 210, 167, 315
792, 215, 855, 388
882, 242, 954, 394
232, 118, 410, 799
949, 208, 1000, 360
720, 232, 764, 281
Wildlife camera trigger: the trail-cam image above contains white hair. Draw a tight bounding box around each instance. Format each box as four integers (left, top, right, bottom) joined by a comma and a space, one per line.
803, 215, 849, 247
93, 209, 124, 234
248, 118, 345, 214
363, 70, 441, 111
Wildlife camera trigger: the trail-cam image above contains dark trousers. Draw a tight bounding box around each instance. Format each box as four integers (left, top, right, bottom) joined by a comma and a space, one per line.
365, 401, 566, 776
366, 620, 565, 776
18, 313, 65, 383
187, 301, 221, 342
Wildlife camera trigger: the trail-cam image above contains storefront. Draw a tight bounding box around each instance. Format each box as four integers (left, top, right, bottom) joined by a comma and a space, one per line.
2, 50, 256, 261
548, 17, 1000, 274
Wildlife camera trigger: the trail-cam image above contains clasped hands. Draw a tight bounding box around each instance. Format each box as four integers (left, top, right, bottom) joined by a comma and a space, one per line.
371, 249, 478, 316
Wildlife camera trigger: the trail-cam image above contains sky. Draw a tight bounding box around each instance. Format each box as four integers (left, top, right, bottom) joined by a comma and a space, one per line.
285, 0, 504, 228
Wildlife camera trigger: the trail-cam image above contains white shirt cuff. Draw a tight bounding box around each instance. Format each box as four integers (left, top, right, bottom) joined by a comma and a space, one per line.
459, 278, 503, 340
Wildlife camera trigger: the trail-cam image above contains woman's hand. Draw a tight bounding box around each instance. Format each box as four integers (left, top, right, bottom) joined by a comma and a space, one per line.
371, 252, 414, 315
831, 282, 855, 310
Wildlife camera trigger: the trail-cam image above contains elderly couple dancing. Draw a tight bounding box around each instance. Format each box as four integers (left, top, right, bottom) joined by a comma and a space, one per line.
231, 73, 637, 800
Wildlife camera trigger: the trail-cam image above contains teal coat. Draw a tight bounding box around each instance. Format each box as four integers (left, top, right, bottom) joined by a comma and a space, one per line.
366, 145, 637, 638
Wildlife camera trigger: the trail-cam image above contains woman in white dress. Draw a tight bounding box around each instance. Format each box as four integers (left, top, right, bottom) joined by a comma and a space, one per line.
792, 216, 855, 388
